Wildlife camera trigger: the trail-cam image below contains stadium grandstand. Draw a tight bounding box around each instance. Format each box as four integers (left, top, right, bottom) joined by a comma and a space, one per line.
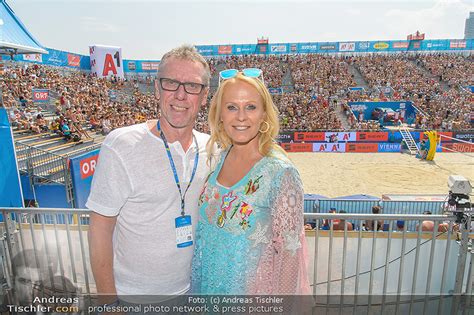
0, 0, 473, 313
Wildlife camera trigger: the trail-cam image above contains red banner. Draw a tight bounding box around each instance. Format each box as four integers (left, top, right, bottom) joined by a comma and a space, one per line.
32, 89, 49, 102
218, 45, 232, 55
442, 143, 474, 153
280, 143, 313, 152
393, 42, 409, 48
346, 143, 379, 153
356, 132, 388, 142
294, 132, 325, 142
67, 54, 81, 67
80, 154, 99, 179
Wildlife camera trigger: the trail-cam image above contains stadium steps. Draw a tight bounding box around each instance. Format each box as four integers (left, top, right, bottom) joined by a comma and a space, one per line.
409, 59, 450, 92
334, 102, 352, 130
281, 61, 294, 93
348, 63, 369, 89
399, 127, 419, 155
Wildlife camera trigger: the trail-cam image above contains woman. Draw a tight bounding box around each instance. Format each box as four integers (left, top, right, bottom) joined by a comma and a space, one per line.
191, 69, 310, 295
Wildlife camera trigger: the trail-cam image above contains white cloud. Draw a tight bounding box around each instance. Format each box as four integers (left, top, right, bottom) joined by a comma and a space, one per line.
80, 17, 119, 33
384, 0, 473, 38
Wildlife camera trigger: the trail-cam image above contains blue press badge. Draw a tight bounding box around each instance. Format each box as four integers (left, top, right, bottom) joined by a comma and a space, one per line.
175, 215, 193, 248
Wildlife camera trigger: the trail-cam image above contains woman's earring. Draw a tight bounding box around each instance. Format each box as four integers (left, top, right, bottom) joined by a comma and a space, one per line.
259, 121, 270, 133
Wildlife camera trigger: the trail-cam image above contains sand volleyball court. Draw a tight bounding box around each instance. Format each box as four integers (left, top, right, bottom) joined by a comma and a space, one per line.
289, 152, 474, 198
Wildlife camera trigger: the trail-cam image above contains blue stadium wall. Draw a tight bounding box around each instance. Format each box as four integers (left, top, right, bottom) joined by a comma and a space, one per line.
2, 39, 472, 73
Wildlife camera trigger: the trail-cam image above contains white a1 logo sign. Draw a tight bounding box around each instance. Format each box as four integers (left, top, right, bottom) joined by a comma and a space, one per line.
89, 45, 124, 79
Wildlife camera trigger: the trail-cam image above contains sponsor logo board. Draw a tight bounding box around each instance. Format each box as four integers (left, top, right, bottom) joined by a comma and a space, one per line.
357, 132, 389, 142
347, 143, 379, 153
80, 154, 99, 179
281, 143, 313, 152
374, 42, 389, 50
320, 44, 336, 50
218, 45, 232, 54
270, 45, 287, 53
312, 143, 346, 152
294, 132, 325, 142
450, 41, 467, 49
339, 42, 355, 52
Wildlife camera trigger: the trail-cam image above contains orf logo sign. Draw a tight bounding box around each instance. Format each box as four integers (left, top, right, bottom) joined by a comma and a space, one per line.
80, 154, 99, 179
32, 89, 49, 102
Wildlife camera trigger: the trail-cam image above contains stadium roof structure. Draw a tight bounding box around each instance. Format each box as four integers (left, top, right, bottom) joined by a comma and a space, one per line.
0, 0, 47, 55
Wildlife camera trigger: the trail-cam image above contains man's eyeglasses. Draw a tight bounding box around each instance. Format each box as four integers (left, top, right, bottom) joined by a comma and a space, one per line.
159, 78, 206, 95
218, 68, 264, 86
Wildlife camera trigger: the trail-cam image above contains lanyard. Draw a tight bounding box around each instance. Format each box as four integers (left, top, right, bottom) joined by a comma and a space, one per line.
157, 121, 199, 216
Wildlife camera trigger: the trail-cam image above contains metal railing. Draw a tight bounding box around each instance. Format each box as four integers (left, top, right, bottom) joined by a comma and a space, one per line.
0, 207, 471, 314
14, 142, 69, 184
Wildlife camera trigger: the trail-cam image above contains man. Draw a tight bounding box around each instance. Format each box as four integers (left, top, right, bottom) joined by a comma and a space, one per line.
333, 210, 353, 231
87, 45, 211, 305
365, 205, 384, 231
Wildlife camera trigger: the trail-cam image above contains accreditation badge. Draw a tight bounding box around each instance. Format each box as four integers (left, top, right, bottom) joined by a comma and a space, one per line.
175, 215, 193, 248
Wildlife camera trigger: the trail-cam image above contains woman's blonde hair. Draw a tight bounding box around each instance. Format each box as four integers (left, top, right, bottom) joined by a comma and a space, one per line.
206, 73, 284, 160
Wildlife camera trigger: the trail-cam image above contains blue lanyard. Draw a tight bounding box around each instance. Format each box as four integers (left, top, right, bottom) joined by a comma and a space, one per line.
157, 121, 199, 216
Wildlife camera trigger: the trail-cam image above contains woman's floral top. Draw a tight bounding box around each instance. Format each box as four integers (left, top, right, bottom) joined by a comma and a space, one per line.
191, 149, 310, 295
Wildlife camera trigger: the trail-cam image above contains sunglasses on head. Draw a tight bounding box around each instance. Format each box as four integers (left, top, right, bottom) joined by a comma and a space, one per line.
218, 68, 264, 86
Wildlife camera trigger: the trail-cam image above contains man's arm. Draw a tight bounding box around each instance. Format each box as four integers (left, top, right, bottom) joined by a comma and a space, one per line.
89, 212, 118, 303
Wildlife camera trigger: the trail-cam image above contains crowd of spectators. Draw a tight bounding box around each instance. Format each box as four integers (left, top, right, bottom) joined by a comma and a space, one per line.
2, 52, 472, 136
352, 54, 472, 130
1, 63, 159, 139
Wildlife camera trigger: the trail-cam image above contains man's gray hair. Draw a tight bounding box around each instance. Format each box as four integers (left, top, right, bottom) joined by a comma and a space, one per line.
158, 44, 210, 86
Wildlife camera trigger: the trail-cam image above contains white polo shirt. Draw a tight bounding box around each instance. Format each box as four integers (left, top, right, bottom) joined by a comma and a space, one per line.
86, 122, 210, 301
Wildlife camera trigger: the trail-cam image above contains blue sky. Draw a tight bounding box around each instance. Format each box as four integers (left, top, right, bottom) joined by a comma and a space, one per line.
8, 0, 473, 60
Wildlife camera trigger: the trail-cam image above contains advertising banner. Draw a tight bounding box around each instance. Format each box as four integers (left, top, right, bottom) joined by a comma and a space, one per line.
425, 41, 447, 50
32, 89, 50, 102
339, 42, 355, 52
297, 43, 318, 53
320, 44, 336, 51
270, 44, 287, 53
277, 132, 294, 143
43, 49, 69, 67
234, 45, 255, 54
324, 132, 356, 142
69, 149, 100, 208
373, 42, 389, 50
346, 143, 379, 153
452, 131, 474, 142
357, 42, 370, 51
378, 143, 401, 152
67, 54, 81, 67
356, 132, 389, 142
218, 45, 232, 55
294, 132, 325, 142
0, 108, 24, 207
89, 45, 124, 79
442, 143, 474, 153
280, 143, 313, 152
312, 143, 346, 153
450, 40, 467, 49
196, 45, 215, 56
392, 42, 409, 49
23, 53, 43, 63
141, 62, 160, 71
127, 61, 136, 71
